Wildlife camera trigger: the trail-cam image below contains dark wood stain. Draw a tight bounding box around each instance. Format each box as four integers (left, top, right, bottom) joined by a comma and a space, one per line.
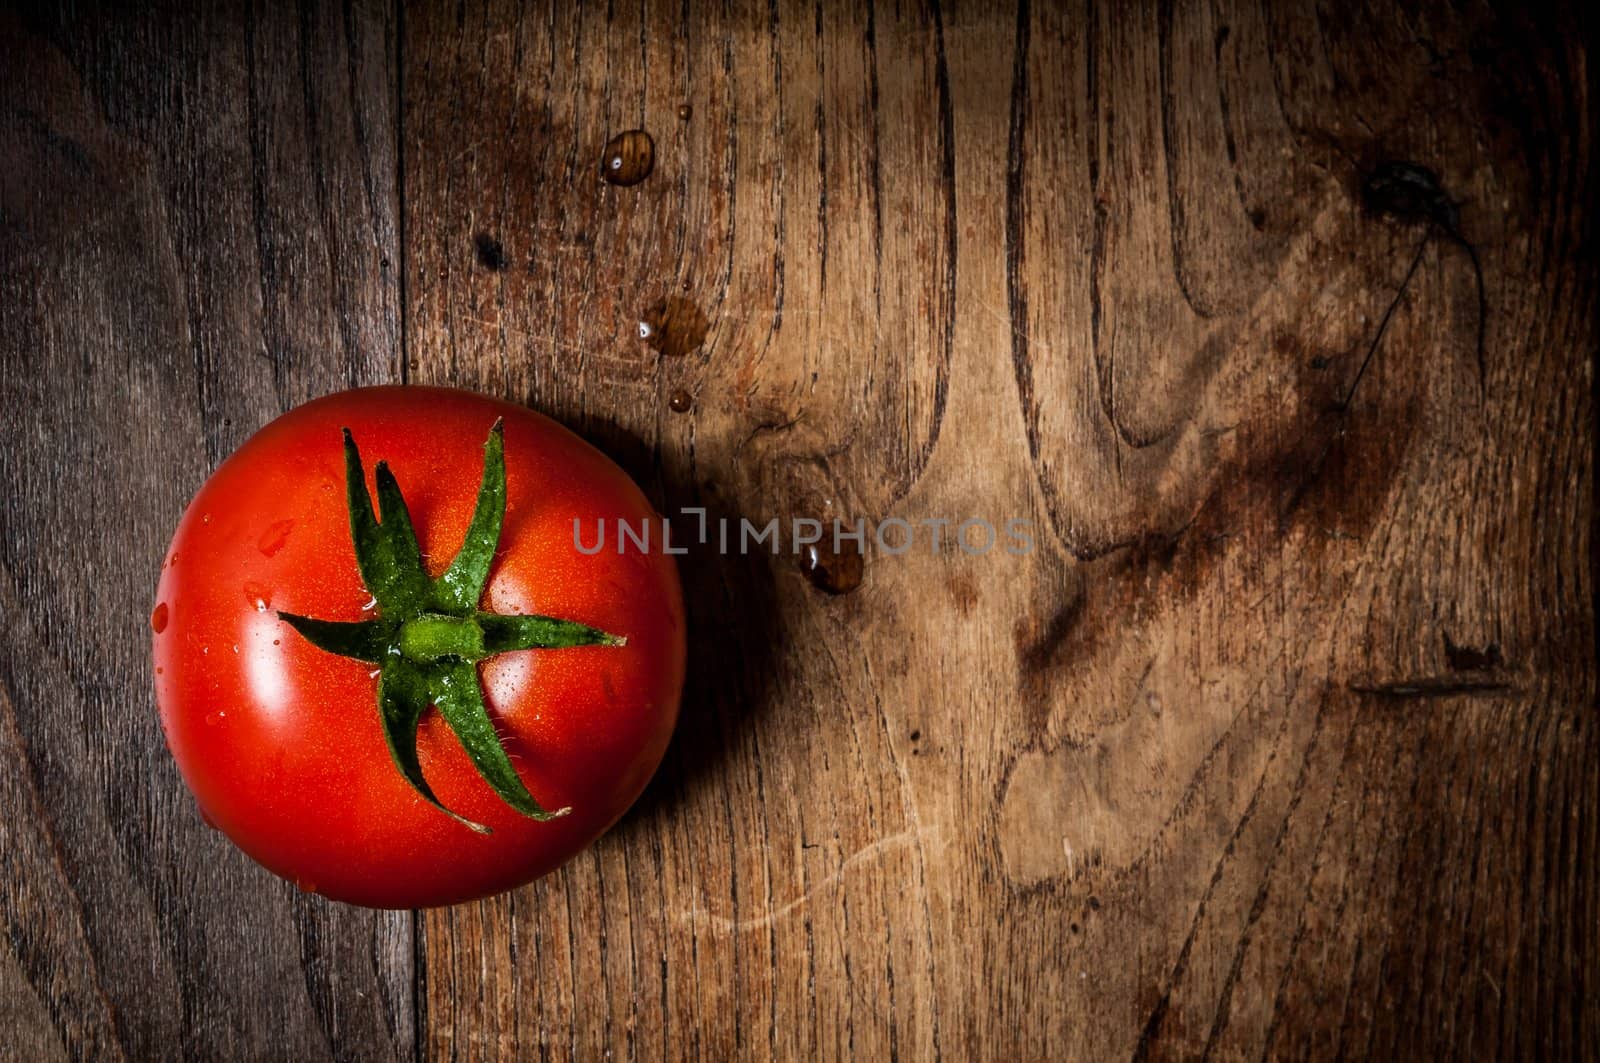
473, 232, 508, 271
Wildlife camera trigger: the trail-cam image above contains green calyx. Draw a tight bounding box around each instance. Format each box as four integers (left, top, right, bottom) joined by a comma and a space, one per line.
278, 421, 624, 834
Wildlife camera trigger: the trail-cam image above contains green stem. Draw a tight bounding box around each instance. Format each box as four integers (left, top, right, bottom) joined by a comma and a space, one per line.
277, 422, 628, 832
398, 613, 486, 662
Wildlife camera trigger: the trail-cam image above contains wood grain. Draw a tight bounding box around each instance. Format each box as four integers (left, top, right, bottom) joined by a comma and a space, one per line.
403, 0, 1594, 1058
0, 0, 1593, 1058
0, 2, 413, 1057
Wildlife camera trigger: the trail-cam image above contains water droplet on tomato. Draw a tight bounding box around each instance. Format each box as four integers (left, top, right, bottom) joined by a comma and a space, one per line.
638, 296, 710, 357
243, 581, 272, 611
801, 538, 865, 595
601, 129, 654, 185
361, 596, 378, 613
150, 602, 169, 633
205, 709, 226, 726
272, 639, 281, 646
258, 519, 295, 557
155, 666, 163, 675
201, 513, 212, 525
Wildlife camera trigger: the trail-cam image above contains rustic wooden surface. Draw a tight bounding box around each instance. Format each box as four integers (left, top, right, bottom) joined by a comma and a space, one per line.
1, 0, 1594, 1058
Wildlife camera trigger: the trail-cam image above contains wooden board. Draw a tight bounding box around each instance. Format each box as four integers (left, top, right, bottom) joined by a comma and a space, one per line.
0, 2, 414, 1058
2, 0, 1594, 1057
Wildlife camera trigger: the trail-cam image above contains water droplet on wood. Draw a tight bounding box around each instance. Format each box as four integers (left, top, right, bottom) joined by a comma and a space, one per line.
801, 539, 864, 595
668, 389, 692, 413
677, 103, 692, 121
638, 296, 710, 357
601, 130, 655, 186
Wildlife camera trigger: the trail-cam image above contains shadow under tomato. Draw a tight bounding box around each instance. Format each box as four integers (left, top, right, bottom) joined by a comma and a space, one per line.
572, 416, 781, 835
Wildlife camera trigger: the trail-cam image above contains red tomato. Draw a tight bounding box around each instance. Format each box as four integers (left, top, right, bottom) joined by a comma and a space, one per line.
152, 386, 685, 907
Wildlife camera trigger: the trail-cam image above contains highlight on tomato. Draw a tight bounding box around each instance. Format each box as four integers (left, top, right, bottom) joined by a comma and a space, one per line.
151, 387, 685, 908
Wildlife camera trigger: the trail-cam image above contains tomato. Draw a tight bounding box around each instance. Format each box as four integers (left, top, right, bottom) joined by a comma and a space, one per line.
151, 386, 685, 908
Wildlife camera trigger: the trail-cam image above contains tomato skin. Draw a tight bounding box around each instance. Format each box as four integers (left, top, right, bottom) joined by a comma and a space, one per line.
152, 387, 685, 908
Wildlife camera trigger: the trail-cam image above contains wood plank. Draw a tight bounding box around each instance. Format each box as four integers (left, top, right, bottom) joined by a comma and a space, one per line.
405, 0, 1594, 1057
0, 3, 412, 1056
